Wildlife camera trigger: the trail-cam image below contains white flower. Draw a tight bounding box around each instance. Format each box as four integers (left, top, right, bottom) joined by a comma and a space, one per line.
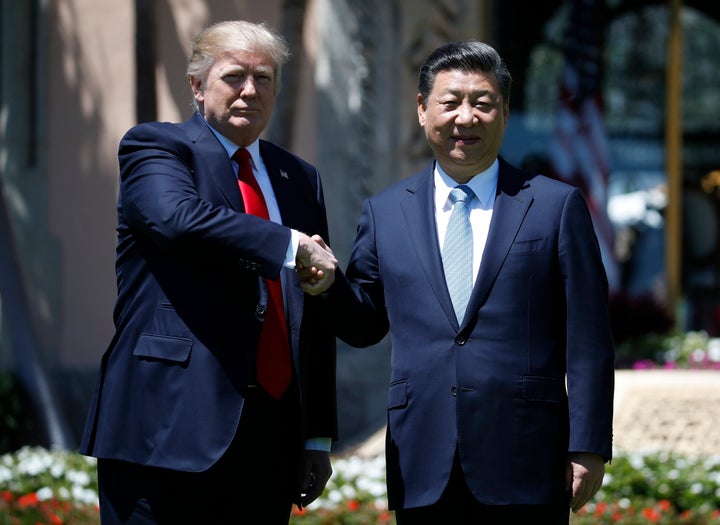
691, 349, 706, 363
66, 469, 91, 486
71, 485, 98, 505
629, 454, 645, 469
0, 466, 12, 483
50, 463, 65, 478
36, 486, 54, 501
327, 489, 343, 504
708, 339, 720, 362
340, 483, 357, 499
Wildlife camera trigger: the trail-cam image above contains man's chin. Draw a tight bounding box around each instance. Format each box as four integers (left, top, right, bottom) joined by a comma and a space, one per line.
219, 119, 264, 144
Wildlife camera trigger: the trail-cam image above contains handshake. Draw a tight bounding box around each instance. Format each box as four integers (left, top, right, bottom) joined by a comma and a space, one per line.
296, 233, 337, 295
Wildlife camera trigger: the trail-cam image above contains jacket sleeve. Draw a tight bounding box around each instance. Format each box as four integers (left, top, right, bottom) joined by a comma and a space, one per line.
118, 122, 291, 279
560, 187, 615, 461
328, 199, 390, 348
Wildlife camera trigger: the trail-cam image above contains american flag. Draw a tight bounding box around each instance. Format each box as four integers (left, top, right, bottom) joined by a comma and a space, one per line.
551, 0, 620, 291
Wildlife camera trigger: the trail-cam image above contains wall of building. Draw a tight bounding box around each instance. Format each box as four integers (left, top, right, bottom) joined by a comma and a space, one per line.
0, 0, 490, 449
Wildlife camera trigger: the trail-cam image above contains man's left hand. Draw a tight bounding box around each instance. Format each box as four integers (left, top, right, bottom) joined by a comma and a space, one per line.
567, 452, 605, 513
297, 450, 332, 509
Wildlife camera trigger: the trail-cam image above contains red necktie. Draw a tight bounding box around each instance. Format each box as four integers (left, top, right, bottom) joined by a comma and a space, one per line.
233, 148, 292, 399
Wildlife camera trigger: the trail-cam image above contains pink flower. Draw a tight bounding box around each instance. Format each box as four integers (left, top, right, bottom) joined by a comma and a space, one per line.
633, 359, 656, 370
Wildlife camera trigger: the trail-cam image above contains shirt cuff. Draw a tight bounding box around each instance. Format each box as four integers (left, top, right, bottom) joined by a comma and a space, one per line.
284, 229, 299, 269
304, 437, 332, 452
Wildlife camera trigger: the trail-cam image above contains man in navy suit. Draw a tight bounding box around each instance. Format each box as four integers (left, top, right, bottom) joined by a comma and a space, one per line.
317, 40, 615, 524
80, 20, 337, 524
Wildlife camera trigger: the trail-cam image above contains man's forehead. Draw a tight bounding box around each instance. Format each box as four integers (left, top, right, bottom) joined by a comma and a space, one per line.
214, 51, 275, 72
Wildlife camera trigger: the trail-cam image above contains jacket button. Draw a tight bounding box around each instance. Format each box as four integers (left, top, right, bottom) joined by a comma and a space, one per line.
455, 336, 466, 345
451, 386, 457, 396
255, 305, 266, 316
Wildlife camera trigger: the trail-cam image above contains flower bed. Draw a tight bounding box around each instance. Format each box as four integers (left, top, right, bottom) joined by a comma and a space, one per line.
2, 447, 719, 524
570, 452, 720, 524
618, 330, 720, 370
0, 447, 98, 524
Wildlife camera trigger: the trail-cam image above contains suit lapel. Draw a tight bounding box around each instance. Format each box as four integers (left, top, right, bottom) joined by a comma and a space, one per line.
259, 141, 300, 228
400, 166, 459, 327
182, 113, 245, 211
464, 160, 532, 326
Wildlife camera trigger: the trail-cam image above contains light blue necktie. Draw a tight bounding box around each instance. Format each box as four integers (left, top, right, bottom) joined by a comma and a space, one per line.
442, 185, 474, 324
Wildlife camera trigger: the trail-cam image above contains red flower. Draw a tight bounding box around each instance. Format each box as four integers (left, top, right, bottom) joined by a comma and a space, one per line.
594, 501, 608, 517
50, 513, 63, 525
18, 492, 39, 508
347, 499, 360, 512
658, 499, 672, 512
1, 490, 13, 503
642, 507, 661, 522
291, 505, 307, 516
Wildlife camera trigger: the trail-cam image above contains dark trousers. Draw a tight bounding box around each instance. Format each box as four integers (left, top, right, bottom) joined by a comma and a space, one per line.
395, 455, 570, 525
98, 386, 301, 525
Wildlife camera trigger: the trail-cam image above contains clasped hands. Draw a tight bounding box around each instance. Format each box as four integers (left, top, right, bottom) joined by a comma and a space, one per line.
296, 233, 336, 295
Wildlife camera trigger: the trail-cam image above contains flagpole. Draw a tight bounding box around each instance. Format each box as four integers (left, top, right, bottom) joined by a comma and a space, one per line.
665, 0, 683, 325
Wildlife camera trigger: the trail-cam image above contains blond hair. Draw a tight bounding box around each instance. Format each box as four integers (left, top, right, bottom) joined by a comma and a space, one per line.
187, 20, 290, 99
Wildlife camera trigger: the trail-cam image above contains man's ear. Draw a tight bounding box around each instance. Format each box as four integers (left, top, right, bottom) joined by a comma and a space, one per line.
417, 93, 426, 127
190, 76, 204, 101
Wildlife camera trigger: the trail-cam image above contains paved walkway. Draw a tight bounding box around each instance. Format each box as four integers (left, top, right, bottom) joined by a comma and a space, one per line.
613, 369, 720, 456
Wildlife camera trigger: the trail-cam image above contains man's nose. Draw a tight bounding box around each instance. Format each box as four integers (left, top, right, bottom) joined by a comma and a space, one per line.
455, 103, 477, 126
240, 77, 257, 97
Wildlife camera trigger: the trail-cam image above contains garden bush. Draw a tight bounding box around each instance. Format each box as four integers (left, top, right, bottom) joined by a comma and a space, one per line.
3, 447, 718, 524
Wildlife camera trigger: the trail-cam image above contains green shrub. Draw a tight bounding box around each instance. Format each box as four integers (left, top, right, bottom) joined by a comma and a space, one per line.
1, 447, 719, 524
0, 372, 35, 453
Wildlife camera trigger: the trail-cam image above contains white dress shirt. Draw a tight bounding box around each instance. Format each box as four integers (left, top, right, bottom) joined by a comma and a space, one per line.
434, 159, 499, 286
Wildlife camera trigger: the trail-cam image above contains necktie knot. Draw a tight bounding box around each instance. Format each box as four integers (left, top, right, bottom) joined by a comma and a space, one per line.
233, 147, 252, 165
449, 185, 474, 207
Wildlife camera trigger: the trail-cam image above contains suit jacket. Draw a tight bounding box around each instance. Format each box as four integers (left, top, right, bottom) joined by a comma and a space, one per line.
80, 112, 337, 472
329, 157, 614, 509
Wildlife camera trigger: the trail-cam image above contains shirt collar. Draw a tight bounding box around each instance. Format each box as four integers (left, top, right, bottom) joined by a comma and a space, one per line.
200, 115, 261, 166
434, 158, 499, 210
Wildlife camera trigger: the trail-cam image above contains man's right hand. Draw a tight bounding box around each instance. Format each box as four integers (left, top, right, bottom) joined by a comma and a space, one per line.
296, 233, 337, 295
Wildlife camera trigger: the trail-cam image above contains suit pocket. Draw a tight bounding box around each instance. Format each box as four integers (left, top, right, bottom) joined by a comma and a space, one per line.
388, 380, 408, 410
522, 376, 566, 403
510, 238, 545, 254
133, 333, 192, 364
